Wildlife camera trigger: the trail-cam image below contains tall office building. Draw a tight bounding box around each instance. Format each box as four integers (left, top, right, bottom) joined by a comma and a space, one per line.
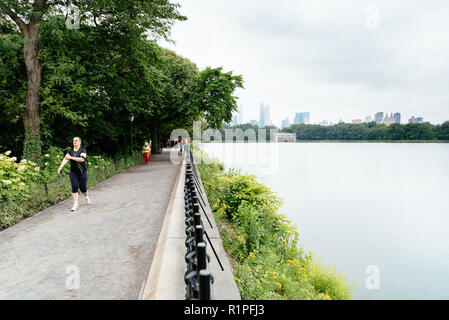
394, 112, 401, 124
382, 113, 395, 126
409, 116, 423, 124
232, 115, 238, 126
294, 113, 301, 124
300, 112, 310, 124
258, 103, 271, 127
265, 105, 271, 126
250, 119, 258, 126
294, 112, 310, 124
238, 105, 243, 125
375, 112, 384, 124
281, 118, 290, 129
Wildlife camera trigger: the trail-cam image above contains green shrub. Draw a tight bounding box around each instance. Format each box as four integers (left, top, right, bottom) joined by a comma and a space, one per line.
0, 150, 40, 202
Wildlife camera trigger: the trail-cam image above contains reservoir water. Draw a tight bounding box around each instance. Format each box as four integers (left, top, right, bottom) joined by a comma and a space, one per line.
198, 142, 449, 300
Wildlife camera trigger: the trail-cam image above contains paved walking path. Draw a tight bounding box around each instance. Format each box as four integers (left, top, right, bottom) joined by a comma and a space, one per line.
0, 149, 182, 300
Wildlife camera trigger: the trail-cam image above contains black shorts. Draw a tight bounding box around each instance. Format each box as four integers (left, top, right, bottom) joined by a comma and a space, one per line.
69, 171, 88, 193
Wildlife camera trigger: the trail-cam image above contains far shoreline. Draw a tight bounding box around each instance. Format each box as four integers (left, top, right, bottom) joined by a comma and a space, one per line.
199, 140, 449, 144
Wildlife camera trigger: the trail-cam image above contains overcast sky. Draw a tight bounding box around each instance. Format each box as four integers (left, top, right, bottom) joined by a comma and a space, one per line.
160, 0, 449, 126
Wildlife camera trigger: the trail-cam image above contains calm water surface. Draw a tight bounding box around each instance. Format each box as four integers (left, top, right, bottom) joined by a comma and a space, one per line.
198, 143, 449, 300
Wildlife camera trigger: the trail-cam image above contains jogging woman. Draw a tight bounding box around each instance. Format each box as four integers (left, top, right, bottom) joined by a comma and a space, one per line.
57, 137, 91, 211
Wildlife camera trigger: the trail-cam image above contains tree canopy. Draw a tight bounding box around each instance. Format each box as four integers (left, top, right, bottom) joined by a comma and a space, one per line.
0, 3, 243, 157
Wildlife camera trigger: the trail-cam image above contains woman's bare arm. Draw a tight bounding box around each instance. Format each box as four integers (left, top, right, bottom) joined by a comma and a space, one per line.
57, 158, 69, 174
65, 152, 86, 163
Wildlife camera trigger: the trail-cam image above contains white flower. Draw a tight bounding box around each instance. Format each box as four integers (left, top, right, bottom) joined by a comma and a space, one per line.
7, 157, 17, 162
34, 166, 40, 172
95, 166, 99, 168
45, 154, 50, 157
2, 180, 12, 185
20, 159, 27, 164
21, 182, 25, 186
45, 162, 49, 166
5, 151, 11, 156
17, 165, 26, 172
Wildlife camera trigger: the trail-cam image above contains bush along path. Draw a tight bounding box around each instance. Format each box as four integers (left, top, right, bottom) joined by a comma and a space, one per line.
194, 146, 353, 300
0, 147, 143, 230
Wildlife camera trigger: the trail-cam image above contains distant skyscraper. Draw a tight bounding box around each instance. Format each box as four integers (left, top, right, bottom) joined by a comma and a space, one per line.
382, 113, 395, 126
294, 113, 301, 124
250, 119, 258, 126
258, 103, 271, 127
259, 104, 265, 127
238, 105, 243, 125
394, 112, 401, 124
232, 115, 238, 126
265, 105, 271, 126
416, 117, 424, 124
294, 112, 310, 124
338, 119, 345, 124
352, 119, 362, 124
365, 116, 372, 123
375, 112, 384, 124
300, 112, 310, 124
281, 118, 290, 129
409, 116, 417, 124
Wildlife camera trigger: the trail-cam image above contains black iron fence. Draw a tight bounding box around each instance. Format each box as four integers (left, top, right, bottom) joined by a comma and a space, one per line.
184, 145, 214, 300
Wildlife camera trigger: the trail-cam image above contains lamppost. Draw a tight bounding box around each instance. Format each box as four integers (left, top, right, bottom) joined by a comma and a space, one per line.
130, 112, 135, 157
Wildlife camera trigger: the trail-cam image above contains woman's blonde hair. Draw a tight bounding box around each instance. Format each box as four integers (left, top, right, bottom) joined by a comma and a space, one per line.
73, 137, 82, 144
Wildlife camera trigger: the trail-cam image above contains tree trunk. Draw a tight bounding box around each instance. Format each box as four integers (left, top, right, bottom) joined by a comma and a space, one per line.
150, 123, 161, 154
22, 25, 42, 163
0, 1, 46, 163
23, 26, 41, 136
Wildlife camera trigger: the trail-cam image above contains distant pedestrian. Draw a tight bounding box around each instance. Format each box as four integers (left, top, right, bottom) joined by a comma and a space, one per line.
178, 136, 184, 152
57, 137, 91, 211
142, 141, 151, 165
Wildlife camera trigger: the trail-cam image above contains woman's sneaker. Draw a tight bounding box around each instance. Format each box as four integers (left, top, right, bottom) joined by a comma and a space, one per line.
85, 196, 91, 205
70, 203, 79, 211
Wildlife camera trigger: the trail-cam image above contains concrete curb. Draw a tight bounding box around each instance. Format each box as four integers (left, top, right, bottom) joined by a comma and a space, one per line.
141, 150, 240, 300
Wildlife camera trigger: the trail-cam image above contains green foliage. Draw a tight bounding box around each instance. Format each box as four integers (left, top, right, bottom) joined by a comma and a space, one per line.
1, 14, 244, 157
22, 125, 42, 165
0, 150, 39, 202
282, 122, 444, 141
219, 122, 449, 142
39, 146, 68, 185
196, 146, 353, 300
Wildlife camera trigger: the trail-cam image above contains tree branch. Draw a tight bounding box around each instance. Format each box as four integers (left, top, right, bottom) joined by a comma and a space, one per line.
0, 0, 26, 33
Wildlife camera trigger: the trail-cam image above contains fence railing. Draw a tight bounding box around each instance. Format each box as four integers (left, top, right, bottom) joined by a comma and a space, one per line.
184, 145, 214, 300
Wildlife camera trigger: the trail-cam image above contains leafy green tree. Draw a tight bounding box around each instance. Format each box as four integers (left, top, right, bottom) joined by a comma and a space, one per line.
0, 0, 186, 161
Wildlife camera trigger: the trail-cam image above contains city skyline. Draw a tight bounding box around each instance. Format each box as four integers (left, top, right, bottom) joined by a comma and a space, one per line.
161, 1, 449, 126
235, 105, 427, 127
